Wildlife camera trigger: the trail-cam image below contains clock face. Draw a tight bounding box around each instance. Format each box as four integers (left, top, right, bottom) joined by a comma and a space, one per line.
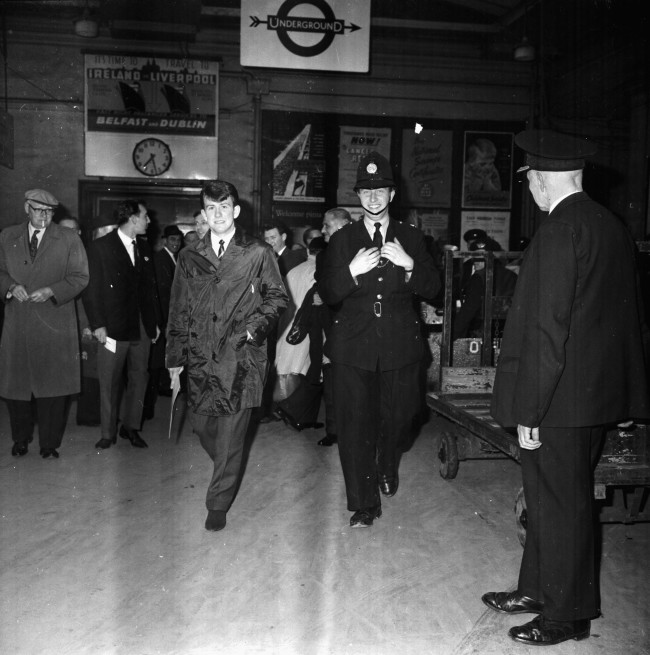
132, 138, 172, 177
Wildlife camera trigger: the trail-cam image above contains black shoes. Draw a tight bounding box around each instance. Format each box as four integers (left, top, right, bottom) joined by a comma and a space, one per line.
509, 616, 590, 646
95, 435, 117, 449
119, 426, 148, 448
11, 442, 28, 457
378, 472, 398, 497
482, 590, 544, 615
40, 448, 59, 459
205, 510, 227, 532
317, 433, 338, 446
275, 407, 324, 431
350, 505, 382, 528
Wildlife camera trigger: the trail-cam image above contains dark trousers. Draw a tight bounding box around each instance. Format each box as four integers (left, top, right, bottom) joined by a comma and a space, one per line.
97, 327, 151, 440
189, 408, 253, 511
331, 361, 421, 510
6, 395, 68, 450
518, 425, 606, 621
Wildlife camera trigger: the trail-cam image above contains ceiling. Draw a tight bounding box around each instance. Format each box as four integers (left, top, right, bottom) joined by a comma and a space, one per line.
1, 0, 647, 66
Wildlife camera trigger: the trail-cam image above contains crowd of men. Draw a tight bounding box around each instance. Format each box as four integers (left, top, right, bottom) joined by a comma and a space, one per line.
1, 130, 648, 647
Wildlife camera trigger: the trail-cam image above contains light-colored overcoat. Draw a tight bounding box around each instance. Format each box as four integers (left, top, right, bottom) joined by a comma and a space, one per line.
0, 221, 89, 399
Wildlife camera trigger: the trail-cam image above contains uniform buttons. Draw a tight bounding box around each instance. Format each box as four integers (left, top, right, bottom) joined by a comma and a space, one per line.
377, 294, 382, 300
378, 277, 383, 282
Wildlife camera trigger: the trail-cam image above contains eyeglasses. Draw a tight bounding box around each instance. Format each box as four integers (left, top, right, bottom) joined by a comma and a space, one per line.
28, 204, 55, 217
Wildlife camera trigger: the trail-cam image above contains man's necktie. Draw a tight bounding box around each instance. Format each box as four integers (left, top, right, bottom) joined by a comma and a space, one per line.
30, 230, 40, 262
373, 222, 383, 249
217, 240, 225, 258
132, 239, 140, 266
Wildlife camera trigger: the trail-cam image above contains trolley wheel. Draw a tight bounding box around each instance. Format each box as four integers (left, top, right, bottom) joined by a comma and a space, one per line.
438, 432, 459, 479
514, 487, 527, 547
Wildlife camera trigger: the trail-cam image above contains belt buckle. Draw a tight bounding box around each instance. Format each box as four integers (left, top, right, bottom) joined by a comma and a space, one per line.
373, 301, 382, 318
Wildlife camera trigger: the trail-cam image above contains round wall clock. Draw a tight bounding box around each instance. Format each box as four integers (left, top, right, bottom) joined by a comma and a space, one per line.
132, 138, 172, 177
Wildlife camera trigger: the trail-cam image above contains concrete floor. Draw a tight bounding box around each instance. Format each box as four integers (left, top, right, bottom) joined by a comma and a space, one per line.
0, 396, 648, 655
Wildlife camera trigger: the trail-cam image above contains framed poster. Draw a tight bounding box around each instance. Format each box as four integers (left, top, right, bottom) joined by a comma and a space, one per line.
462, 131, 513, 209
337, 126, 392, 205
401, 128, 452, 207
461, 210, 511, 251
84, 54, 219, 179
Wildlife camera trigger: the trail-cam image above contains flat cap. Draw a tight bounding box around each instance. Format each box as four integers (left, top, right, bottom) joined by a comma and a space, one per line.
24, 188, 59, 207
463, 228, 488, 243
515, 129, 597, 173
163, 224, 183, 238
354, 151, 395, 190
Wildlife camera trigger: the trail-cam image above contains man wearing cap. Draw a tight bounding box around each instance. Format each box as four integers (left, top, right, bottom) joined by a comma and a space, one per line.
83, 200, 162, 450
482, 130, 650, 645
143, 224, 184, 419
0, 189, 89, 458
319, 152, 440, 527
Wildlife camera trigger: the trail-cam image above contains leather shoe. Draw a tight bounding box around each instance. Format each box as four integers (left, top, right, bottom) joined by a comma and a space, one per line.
350, 505, 382, 528
378, 472, 398, 497
317, 433, 338, 446
509, 615, 590, 646
119, 426, 148, 448
205, 510, 227, 532
482, 590, 544, 615
95, 436, 116, 449
40, 448, 59, 459
11, 442, 28, 457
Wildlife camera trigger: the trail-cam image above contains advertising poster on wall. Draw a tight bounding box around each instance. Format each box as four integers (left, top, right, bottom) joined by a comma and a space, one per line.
337, 126, 392, 205
407, 208, 450, 242
401, 128, 452, 207
84, 54, 219, 179
462, 131, 513, 209
461, 210, 511, 251
271, 120, 326, 203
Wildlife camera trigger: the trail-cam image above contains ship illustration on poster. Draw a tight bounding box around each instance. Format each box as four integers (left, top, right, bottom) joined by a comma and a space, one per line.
273, 124, 325, 202
161, 84, 191, 114
118, 82, 146, 113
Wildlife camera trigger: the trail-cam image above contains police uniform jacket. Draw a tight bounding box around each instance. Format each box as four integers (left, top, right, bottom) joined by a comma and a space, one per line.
0, 221, 89, 399
319, 219, 440, 372
491, 192, 650, 428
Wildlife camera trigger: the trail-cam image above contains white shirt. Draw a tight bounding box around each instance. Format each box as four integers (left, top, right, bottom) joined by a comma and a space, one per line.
117, 227, 137, 265
163, 246, 176, 264
363, 217, 388, 244
28, 223, 46, 248
210, 228, 235, 257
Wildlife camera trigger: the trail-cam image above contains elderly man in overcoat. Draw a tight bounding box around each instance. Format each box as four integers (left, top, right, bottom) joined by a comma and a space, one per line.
483, 130, 650, 646
166, 180, 288, 532
0, 189, 89, 458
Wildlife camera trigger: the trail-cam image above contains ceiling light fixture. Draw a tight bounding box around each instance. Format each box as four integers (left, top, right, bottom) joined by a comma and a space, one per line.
74, 1, 99, 38
514, 36, 535, 62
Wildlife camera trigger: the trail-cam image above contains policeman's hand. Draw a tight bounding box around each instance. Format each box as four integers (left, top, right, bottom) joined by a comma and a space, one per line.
349, 247, 380, 278
517, 424, 542, 450
381, 238, 414, 271
28, 287, 54, 303
312, 291, 323, 306
93, 327, 108, 344
168, 366, 184, 389
9, 284, 30, 302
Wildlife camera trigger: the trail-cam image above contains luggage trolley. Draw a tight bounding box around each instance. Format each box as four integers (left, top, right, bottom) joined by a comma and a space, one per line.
425, 247, 650, 539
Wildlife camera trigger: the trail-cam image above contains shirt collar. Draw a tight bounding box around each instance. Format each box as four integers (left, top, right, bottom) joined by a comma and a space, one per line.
363, 216, 388, 240
210, 228, 235, 255
549, 190, 580, 214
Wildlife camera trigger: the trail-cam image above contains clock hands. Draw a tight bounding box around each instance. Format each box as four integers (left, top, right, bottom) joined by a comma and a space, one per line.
142, 154, 160, 175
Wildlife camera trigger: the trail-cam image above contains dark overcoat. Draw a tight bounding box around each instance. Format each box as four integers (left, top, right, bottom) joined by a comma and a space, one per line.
165, 228, 288, 416
492, 192, 650, 428
150, 247, 177, 369
319, 218, 441, 371
0, 221, 89, 399
82, 229, 161, 341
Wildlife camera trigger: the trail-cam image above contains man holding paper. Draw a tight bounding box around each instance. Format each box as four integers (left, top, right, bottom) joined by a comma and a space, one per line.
166, 180, 287, 532
83, 200, 162, 450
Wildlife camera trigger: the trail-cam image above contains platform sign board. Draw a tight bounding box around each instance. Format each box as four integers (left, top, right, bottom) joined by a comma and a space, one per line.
84, 54, 219, 179
241, 0, 371, 73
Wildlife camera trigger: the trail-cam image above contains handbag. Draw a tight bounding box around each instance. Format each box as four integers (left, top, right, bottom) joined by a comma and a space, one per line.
286, 284, 316, 345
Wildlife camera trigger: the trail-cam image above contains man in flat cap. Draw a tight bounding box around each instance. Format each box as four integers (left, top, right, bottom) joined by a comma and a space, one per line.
319, 152, 441, 527
0, 189, 89, 458
482, 130, 650, 645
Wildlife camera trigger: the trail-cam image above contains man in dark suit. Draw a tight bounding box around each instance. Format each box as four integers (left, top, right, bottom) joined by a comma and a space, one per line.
0, 189, 89, 459
83, 200, 162, 450
263, 220, 307, 277
143, 224, 183, 420
483, 130, 650, 646
319, 152, 441, 527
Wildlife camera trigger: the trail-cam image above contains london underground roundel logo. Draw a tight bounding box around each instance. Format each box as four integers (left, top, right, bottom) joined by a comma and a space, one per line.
249, 0, 361, 58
